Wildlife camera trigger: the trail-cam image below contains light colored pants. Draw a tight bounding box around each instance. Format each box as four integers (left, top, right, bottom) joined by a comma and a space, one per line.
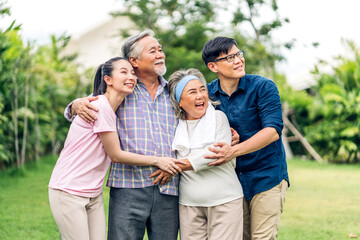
48, 188, 106, 240
243, 179, 288, 240
179, 198, 243, 240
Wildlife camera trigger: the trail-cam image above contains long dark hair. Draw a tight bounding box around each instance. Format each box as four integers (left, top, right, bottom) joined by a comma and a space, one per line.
93, 57, 128, 96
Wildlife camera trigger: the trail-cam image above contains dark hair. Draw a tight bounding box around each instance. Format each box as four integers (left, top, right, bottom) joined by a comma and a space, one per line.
202, 37, 237, 66
93, 57, 128, 96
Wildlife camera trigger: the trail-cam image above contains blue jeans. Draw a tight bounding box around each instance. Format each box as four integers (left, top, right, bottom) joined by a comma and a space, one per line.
107, 186, 179, 240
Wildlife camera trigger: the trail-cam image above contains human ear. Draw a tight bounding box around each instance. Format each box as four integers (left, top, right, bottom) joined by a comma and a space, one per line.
207, 62, 218, 73
129, 57, 138, 67
104, 75, 112, 86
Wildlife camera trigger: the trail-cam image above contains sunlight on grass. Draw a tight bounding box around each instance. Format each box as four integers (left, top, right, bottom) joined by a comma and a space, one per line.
278, 160, 360, 240
1, 156, 360, 240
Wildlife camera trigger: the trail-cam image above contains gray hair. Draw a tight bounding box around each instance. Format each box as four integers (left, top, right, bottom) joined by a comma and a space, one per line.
121, 29, 155, 60
168, 68, 220, 120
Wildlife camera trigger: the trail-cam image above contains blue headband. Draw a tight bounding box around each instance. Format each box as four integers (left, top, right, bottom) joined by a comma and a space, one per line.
175, 75, 201, 103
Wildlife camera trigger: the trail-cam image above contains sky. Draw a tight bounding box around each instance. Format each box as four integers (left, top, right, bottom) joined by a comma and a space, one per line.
1, 0, 360, 89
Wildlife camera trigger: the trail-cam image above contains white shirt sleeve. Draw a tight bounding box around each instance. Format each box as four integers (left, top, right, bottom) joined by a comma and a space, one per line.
187, 111, 233, 172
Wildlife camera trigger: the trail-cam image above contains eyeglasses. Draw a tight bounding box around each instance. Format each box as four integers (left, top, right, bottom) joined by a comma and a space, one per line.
213, 51, 244, 63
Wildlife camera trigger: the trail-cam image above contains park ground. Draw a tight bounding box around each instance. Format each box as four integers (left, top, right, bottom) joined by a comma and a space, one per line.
1, 156, 360, 240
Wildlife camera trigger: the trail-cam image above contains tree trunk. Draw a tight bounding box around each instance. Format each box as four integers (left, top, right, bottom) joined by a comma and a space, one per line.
282, 126, 294, 159
12, 70, 20, 167
20, 71, 30, 166
50, 94, 58, 155
33, 86, 40, 162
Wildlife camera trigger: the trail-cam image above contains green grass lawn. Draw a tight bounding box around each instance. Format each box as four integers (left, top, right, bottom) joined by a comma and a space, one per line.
0, 156, 360, 240
278, 160, 360, 240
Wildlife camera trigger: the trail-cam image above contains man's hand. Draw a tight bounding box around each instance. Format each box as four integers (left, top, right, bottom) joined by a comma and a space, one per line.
150, 169, 173, 185
231, 128, 240, 146
205, 142, 235, 166
72, 96, 99, 123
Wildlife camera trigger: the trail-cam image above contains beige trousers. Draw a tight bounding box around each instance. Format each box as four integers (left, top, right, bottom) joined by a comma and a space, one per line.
48, 188, 106, 240
243, 179, 288, 240
179, 198, 243, 240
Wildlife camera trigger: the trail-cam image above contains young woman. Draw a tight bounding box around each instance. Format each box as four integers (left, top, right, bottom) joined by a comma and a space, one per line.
48, 57, 183, 240
167, 68, 244, 240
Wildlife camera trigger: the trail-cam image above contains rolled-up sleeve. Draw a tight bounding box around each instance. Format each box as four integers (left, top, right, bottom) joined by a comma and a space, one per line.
63, 100, 76, 122
257, 80, 284, 137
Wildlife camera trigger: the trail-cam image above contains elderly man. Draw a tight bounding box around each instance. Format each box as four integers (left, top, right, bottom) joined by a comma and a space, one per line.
202, 36, 289, 240
64, 30, 179, 240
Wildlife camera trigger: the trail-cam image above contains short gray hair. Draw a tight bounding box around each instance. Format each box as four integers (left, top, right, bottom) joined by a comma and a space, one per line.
121, 29, 155, 60
168, 68, 220, 120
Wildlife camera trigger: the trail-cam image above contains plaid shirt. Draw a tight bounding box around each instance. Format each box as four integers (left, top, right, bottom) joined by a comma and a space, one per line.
64, 77, 179, 196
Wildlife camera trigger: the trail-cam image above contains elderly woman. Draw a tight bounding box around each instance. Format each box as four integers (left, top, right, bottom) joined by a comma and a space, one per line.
168, 68, 244, 240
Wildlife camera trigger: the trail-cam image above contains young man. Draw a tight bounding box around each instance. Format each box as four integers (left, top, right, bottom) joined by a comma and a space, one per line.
202, 37, 289, 240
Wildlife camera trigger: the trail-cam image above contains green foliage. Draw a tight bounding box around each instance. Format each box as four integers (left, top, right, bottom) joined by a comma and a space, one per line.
0, 97, 11, 165
30, 34, 84, 156
0, 1, 10, 17
230, 0, 290, 45
305, 40, 360, 163
112, 0, 286, 81
0, 6, 89, 168
274, 72, 313, 112
0, 22, 27, 168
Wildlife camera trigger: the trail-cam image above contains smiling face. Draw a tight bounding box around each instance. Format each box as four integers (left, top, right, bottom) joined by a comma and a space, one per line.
208, 44, 245, 81
105, 59, 137, 95
132, 36, 166, 77
179, 79, 209, 120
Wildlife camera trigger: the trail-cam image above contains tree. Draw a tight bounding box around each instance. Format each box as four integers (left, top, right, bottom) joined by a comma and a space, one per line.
0, 20, 28, 168
305, 40, 360, 163
31, 34, 83, 156
0, 1, 88, 168
112, 0, 289, 81
230, 0, 289, 42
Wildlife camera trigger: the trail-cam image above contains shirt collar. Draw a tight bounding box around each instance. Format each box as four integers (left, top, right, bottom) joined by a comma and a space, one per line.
136, 76, 167, 88
238, 75, 246, 91
159, 76, 168, 88
214, 75, 246, 94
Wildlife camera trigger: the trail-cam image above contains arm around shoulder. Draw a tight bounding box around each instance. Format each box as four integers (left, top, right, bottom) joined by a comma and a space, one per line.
70, 96, 99, 123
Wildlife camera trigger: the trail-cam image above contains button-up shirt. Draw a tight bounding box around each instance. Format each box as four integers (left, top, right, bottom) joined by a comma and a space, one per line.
207, 74, 289, 200
64, 77, 179, 196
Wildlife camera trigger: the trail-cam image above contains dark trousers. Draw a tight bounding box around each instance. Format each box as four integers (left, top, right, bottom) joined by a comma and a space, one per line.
107, 186, 179, 240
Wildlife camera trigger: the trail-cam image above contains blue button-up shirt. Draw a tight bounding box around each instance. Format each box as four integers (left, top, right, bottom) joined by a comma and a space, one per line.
207, 74, 289, 200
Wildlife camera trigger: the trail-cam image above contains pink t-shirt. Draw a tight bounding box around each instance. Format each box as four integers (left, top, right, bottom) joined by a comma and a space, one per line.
49, 95, 116, 198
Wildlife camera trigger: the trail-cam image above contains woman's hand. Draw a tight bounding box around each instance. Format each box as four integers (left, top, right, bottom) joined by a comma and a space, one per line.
155, 157, 186, 175
150, 169, 173, 185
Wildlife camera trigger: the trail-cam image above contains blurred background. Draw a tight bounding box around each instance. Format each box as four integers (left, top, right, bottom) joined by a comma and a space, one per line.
1, 0, 359, 167
0, 1, 360, 239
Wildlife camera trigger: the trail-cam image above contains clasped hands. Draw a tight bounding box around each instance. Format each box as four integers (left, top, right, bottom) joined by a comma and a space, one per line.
72, 98, 240, 184
150, 128, 239, 185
